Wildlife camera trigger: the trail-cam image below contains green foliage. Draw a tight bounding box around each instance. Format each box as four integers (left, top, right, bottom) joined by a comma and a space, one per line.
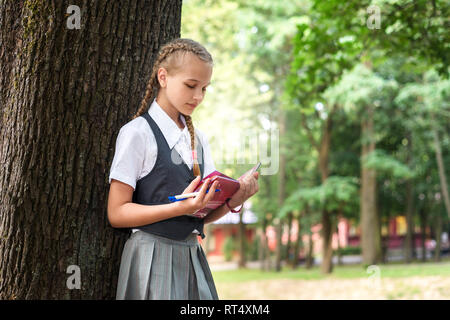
286, 2, 366, 110
323, 64, 398, 117
335, 246, 362, 256
281, 176, 359, 220
321, 176, 360, 214
373, 0, 449, 75
292, 0, 449, 79
363, 149, 415, 179
182, 0, 450, 254
395, 70, 450, 123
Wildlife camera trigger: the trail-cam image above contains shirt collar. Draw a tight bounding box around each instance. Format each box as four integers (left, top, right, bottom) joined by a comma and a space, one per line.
148, 98, 190, 149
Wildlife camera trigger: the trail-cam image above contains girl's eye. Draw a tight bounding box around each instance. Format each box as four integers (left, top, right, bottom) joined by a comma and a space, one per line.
186, 84, 207, 92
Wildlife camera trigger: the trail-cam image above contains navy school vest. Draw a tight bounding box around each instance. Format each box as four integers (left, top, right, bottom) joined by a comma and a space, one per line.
131, 112, 206, 240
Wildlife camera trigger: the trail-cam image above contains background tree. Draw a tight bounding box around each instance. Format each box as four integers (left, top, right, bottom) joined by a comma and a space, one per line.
395, 71, 450, 219
395, 70, 450, 261
324, 63, 399, 265
286, 0, 449, 271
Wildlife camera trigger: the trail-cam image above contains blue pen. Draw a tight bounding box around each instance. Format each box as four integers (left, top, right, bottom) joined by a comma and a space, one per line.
168, 188, 221, 202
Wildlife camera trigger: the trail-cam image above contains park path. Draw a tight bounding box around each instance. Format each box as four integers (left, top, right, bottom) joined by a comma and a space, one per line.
215, 275, 450, 299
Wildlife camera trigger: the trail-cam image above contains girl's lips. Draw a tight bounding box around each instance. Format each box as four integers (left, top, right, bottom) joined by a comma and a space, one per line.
187, 103, 197, 108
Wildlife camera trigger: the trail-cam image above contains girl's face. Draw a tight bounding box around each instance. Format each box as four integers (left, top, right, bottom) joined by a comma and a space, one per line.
158, 53, 212, 116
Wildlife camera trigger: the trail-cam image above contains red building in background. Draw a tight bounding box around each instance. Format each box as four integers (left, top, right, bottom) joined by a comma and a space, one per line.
204, 202, 257, 261
265, 216, 431, 257
205, 203, 434, 261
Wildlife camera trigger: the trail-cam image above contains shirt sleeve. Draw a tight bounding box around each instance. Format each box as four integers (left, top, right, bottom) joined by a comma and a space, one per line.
109, 125, 147, 190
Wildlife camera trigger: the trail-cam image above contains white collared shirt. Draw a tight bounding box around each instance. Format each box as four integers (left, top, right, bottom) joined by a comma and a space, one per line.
109, 99, 216, 232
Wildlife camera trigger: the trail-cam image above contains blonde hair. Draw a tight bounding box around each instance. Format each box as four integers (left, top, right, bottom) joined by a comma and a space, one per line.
132, 38, 213, 177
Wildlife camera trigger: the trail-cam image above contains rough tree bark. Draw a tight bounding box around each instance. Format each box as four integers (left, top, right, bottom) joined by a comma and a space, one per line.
0, 0, 182, 299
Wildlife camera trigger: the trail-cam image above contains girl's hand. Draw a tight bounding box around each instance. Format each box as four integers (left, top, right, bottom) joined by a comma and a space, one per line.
228, 170, 259, 208
174, 176, 220, 215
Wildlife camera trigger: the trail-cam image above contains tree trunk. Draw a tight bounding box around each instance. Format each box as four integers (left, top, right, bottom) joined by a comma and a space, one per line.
405, 133, 415, 263
305, 230, 314, 269
360, 105, 381, 266
286, 211, 293, 266
434, 214, 442, 262
258, 224, 266, 271
275, 109, 286, 272
238, 208, 246, 268
274, 221, 283, 271
0, 0, 182, 299
431, 124, 450, 219
260, 166, 272, 271
261, 217, 270, 271
292, 214, 302, 269
419, 206, 427, 262
319, 112, 333, 274
301, 103, 335, 274
321, 211, 334, 273
381, 217, 388, 264
336, 223, 342, 266
405, 184, 415, 263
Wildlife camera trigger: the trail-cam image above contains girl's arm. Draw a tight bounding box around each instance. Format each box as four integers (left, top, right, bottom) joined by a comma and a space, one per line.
107, 177, 219, 228
107, 180, 183, 228
204, 171, 259, 224
203, 199, 240, 224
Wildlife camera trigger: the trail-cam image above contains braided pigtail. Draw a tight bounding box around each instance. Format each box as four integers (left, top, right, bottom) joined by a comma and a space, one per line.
133, 38, 213, 177
131, 42, 184, 120
131, 66, 159, 120
184, 115, 201, 177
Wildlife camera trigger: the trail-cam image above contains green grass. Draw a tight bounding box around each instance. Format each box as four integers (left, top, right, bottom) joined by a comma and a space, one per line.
212, 259, 450, 283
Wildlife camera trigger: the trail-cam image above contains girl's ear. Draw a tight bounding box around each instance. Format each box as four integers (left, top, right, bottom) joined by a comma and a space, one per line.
157, 67, 167, 88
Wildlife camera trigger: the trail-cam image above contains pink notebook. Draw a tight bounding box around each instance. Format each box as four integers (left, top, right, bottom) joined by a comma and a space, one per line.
188, 171, 240, 218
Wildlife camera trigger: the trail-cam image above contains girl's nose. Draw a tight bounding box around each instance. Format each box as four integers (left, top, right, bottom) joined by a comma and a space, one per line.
193, 90, 204, 101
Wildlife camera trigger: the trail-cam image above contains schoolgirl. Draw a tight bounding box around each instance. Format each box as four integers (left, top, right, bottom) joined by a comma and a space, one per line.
107, 38, 259, 300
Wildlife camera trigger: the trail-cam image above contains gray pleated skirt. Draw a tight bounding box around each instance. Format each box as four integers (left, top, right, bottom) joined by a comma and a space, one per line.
116, 230, 219, 300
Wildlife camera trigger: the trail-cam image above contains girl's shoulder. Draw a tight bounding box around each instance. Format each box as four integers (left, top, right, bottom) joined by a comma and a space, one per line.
193, 126, 203, 139
118, 116, 153, 139
193, 126, 212, 147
